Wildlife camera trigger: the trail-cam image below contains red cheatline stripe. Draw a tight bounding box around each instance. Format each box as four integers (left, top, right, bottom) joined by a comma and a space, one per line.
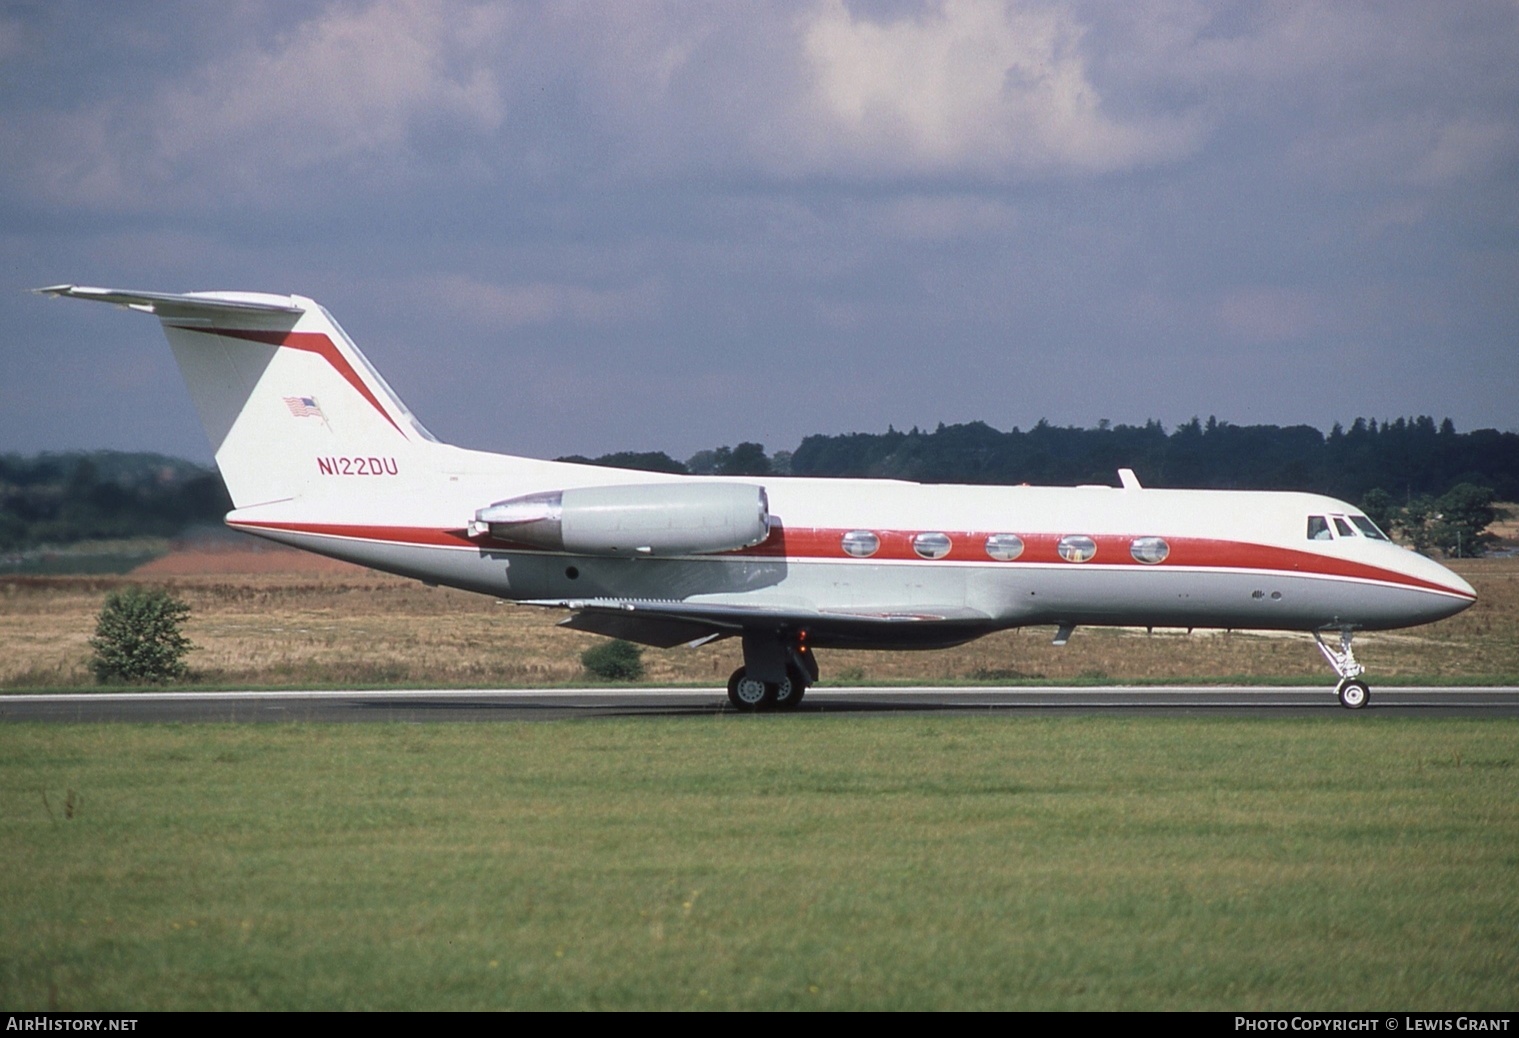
187, 327, 405, 436
228, 520, 1472, 599
739, 527, 1469, 596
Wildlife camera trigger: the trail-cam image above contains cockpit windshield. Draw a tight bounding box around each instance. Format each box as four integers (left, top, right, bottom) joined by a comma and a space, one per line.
1308, 513, 1392, 542
1349, 515, 1390, 541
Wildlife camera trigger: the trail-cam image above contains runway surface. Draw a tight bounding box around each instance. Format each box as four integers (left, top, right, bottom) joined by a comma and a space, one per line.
3, 686, 1518, 722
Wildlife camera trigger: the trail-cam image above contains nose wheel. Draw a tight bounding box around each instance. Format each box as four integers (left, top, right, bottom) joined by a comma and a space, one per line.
1336, 678, 1370, 710
1316, 628, 1371, 710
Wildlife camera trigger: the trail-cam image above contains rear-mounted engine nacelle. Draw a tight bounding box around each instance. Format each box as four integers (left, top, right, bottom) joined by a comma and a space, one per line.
472, 482, 770, 556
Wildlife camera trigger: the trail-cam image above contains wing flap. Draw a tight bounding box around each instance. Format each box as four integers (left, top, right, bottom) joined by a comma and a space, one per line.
527, 597, 991, 649
557, 610, 731, 649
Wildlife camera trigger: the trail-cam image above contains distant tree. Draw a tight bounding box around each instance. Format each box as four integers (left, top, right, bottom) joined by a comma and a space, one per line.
684, 443, 772, 477
0, 511, 25, 552
685, 449, 719, 475
580, 639, 644, 681
556, 451, 687, 474
1360, 488, 1397, 533
1398, 495, 1439, 554
1430, 483, 1506, 558
89, 586, 194, 684
718, 442, 771, 476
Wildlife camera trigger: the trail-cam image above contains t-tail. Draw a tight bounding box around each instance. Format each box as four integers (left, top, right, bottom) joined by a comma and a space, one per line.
35, 286, 442, 511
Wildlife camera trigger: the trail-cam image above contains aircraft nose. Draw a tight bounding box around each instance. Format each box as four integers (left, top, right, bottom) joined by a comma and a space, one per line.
1371, 546, 1477, 626
1421, 558, 1477, 620
1441, 569, 1477, 601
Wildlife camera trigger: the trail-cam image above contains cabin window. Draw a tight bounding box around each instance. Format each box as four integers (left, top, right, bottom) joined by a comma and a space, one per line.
912, 532, 952, 560
1350, 515, 1389, 541
1057, 534, 1097, 563
1307, 516, 1332, 540
984, 533, 1025, 561
841, 530, 880, 558
1333, 517, 1356, 537
1130, 536, 1169, 565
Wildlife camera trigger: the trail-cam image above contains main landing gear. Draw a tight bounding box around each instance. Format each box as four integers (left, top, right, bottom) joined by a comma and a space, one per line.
1314, 627, 1371, 710
726, 630, 818, 713
726, 664, 809, 711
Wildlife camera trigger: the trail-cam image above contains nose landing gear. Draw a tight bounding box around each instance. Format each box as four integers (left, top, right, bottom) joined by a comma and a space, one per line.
1314, 627, 1371, 710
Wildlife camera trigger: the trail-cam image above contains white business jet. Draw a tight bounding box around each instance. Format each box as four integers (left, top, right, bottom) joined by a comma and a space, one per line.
38, 286, 1476, 710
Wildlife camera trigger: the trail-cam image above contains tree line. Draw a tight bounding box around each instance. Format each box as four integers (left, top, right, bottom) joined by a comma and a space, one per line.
3, 415, 1513, 554
0, 452, 231, 552
561, 416, 1517, 557
563, 415, 1518, 499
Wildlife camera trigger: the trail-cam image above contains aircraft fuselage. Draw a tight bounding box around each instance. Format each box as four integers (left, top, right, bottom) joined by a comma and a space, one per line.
37, 284, 1477, 709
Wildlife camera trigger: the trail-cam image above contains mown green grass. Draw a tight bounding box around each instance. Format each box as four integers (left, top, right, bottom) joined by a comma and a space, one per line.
3, 717, 1517, 1010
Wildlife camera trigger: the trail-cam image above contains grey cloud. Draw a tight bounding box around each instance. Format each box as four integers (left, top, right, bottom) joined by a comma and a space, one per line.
418, 273, 666, 329
2, 0, 1516, 465
4, 1, 514, 213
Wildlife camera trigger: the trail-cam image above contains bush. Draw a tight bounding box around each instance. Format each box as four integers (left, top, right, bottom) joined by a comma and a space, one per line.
89, 586, 194, 683
580, 639, 645, 681
1392, 483, 1508, 557
1431, 483, 1506, 558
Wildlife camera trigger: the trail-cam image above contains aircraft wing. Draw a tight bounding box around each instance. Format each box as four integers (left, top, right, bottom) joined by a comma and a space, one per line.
524, 598, 993, 649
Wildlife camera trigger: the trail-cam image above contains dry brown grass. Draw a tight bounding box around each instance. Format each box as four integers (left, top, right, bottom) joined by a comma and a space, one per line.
1486, 502, 1519, 544
2, 554, 1515, 688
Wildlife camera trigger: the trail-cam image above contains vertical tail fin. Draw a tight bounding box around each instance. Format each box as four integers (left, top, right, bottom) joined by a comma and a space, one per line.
36, 286, 438, 509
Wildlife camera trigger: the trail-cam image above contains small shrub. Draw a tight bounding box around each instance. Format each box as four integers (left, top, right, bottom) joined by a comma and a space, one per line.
968, 666, 1041, 682
580, 639, 645, 681
89, 586, 194, 684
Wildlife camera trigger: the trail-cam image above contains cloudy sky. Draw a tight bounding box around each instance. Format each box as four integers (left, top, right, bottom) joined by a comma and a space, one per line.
3, 0, 1516, 465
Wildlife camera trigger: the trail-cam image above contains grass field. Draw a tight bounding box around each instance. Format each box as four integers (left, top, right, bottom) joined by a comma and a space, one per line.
2, 717, 1516, 1010
4, 550, 1517, 1009
2, 553, 1516, 689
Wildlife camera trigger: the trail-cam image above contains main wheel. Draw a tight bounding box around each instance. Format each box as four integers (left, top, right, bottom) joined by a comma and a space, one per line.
1337, 679, 1370, 710
727, 667, 776, 712
773, 664, 808, 711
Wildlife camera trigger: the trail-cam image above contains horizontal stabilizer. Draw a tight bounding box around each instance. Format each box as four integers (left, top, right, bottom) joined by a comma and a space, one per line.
35, 285, 303, 320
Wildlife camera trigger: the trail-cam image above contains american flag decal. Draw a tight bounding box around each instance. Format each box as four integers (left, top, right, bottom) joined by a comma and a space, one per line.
284, 395, 324, 419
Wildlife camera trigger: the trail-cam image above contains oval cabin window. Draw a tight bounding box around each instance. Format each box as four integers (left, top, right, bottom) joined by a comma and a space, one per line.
1057, 534, 1097, 563
984, 533, 1025, 561
841, 530, 880, 558
1130, 536, 1170, 565
912, 532, 952, 559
